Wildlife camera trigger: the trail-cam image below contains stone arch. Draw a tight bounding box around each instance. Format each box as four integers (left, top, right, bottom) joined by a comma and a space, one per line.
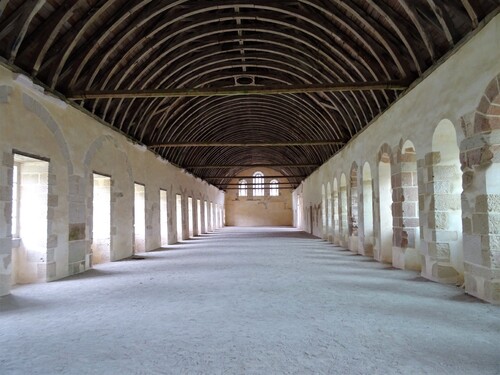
22, 93, 73, 175
362, 161, 374, 256
376, 143, 393, 263
419, 120, 463, 283
84, 135, 134, 264
17, 94, 74, 282
460, 74, 500, 303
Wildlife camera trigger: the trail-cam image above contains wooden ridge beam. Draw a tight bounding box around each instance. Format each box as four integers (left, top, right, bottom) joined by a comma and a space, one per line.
204, 175, 306, 180
186, 164, 318, 169
214, 182, 299, 186
150, 140, 344, 148
223, 187, 298, 190
67, 81, 409, 99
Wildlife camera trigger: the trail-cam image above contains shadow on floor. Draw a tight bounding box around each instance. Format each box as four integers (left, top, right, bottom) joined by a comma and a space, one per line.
0, 294, 45, 313
53, 268, 128, 283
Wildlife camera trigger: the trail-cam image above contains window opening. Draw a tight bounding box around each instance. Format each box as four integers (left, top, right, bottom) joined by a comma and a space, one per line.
176, 194, 183, 241
196, 199, 202, 235
253, 172, 264, 196
92, 174, 111, 264
210, 202, 214, 231
238, 180, 248, 197
270, 180, 279, 196
11, 163, 19, 237
11, 153, 49, 285
160, 190, 168, 246
188, 197, 194, 237
204, 201, 208, 232
134, 184, 146, 253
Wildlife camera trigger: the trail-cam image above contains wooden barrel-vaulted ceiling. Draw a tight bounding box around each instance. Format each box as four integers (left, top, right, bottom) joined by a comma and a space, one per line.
0, 0, 498, 189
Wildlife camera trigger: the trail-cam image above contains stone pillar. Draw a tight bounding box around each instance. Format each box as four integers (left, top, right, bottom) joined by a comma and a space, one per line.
200, 200, 207, 234
45, 167, 58, 280
392, 146, 420, 271
332, 185, 340, 245
420, 151, 462, 283
167, 191, 177, 244
0, 151, 13, 296
192, 198, 199, 236
68, 174, 88, 274
348, 165, 359, 253
182, 195, 190, 240
339, 180, 348, 247
461, 75, 500, 303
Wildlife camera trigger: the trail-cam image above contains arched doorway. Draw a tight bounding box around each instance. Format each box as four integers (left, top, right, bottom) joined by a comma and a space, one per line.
362, 162, 374, 256
377, 147, 393, 264
421, 120, 463, 283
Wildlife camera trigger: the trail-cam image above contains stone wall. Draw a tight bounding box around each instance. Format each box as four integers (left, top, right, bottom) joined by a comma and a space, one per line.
0, 67, 224, 296
293, 13, 500, 303
225, 168, 293, 226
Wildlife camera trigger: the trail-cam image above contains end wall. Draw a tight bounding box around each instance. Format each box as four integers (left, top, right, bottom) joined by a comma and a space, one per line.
225, 168, 293, 226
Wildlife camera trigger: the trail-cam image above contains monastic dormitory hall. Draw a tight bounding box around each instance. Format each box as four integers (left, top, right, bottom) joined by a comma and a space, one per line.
0, 1, 499, 374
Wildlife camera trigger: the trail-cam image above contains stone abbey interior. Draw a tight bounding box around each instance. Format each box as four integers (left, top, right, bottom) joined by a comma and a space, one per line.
0, 1, 499, 374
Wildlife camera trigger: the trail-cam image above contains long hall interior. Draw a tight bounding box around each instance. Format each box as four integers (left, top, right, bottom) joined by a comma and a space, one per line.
2, 227, 499, 374
0, 1, 499, 374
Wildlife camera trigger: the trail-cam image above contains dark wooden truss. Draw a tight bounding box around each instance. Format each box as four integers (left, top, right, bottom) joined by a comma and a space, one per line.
0, 0, 498, 187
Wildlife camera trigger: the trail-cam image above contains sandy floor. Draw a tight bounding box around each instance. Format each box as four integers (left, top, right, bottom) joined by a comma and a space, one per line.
1, 227, 499, 375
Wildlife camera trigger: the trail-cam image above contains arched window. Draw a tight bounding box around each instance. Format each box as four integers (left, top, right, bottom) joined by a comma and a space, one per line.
269, 179, 279, 196
238, 180, 247, 197
253, 172, 264, 196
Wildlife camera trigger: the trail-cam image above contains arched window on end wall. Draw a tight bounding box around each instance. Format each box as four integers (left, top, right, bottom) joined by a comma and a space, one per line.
253, 172, 264, 196
238, 180, 247, 197
269, 179, 279, 196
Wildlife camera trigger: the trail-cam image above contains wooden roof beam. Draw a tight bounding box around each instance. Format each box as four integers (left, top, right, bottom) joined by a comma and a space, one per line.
150, 140, 345, 148
67, 80, 408, 99
185, 164, 319, 169
214, 183, 300, 186
204, 175, 306, 179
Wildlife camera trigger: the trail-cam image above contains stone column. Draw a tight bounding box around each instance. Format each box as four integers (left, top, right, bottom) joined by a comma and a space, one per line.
392, 146, 420, 271
0, 151, 13, 296
420, 151, 462, 283
461, 75, 500, 303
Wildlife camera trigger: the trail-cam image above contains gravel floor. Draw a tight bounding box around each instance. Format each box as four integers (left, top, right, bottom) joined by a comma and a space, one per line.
1, 227, 499, 375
